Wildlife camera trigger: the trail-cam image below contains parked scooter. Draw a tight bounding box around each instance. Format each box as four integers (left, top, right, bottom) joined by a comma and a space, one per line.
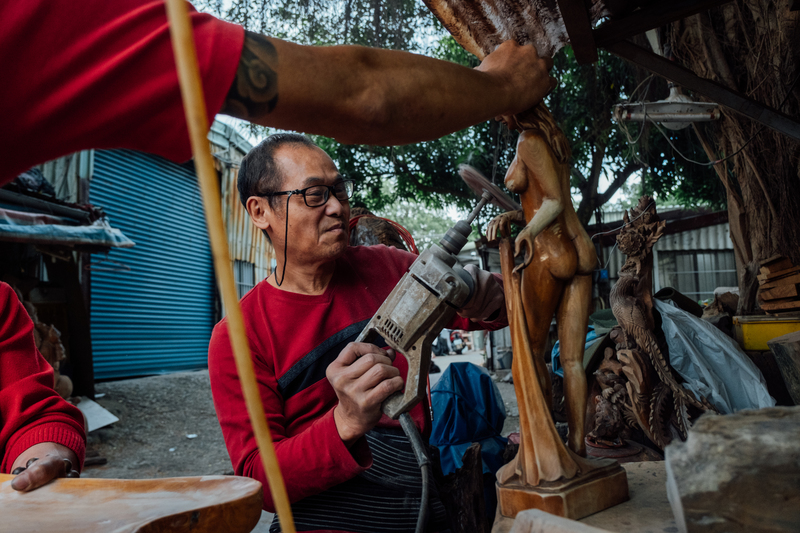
450, 330, 465, 354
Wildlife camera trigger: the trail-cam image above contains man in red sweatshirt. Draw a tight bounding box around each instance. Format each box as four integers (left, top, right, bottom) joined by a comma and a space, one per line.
0, 283, 86, 491
209, 134, 506, 532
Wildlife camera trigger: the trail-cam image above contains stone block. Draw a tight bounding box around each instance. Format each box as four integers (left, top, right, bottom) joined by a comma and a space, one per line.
665, 407, 800, 532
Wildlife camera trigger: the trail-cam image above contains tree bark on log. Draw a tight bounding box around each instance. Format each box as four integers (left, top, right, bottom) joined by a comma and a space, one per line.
669, 2, 800, 314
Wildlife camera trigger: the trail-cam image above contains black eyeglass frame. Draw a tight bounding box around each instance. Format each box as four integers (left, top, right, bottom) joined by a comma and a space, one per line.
260, 179, 355, 208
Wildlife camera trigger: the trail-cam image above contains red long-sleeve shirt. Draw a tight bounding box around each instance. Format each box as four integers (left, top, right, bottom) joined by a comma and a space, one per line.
208, 245, 505, 516
0, 0, 243, 185
0, 282, 86, 473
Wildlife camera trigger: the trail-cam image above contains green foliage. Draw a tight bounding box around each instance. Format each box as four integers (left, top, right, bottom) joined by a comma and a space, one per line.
549, 48, 724, 223
197, 0, 726, 223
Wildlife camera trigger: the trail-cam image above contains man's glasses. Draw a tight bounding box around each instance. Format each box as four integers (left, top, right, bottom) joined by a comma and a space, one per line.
260, 179, 354, 287
262, 179, 355, 207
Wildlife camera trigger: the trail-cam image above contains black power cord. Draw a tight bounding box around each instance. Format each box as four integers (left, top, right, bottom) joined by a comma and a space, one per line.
399, 412, 430, 533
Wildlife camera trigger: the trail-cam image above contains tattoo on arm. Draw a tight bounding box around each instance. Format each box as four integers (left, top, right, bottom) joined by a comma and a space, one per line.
221, 31, 279, 119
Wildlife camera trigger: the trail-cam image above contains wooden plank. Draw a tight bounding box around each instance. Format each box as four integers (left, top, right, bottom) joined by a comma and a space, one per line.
767, 330, 800, 405
759, 273, 800, 291
604, 41, 800, 142
760, 257, 795, 275
594, 0, 734, 48
759, 284, 800, 301
557, 0, 597, 64
758, 266, 800, 284
0, 474, 263, 533
761, 300, 800, 312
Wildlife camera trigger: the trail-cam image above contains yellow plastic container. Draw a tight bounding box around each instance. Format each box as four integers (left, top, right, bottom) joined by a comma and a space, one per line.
733, 316, 800, 351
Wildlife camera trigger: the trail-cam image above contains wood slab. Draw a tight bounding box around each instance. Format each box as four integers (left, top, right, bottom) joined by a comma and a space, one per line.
760, 257, 795, 275
761, 299, 800, 312
0, 474, 263, 533
759, 283, 800, 301
761, 274, 800, 291
496, 460, 628, 522
758, 270, 800, 286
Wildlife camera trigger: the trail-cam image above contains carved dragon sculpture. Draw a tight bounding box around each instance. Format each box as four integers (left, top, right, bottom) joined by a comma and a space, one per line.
607, 197, 715, 448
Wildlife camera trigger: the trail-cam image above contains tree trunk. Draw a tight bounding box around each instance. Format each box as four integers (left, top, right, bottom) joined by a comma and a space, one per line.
669, 1, 800, 314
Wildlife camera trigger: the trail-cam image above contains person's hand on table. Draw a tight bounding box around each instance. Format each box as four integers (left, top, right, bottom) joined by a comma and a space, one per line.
327, 342, 403, 447
10, 442, 79, 492
476, 40, 556, 117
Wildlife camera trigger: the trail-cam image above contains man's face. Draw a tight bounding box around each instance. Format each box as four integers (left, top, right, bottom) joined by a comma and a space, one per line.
268, 145, 351, 265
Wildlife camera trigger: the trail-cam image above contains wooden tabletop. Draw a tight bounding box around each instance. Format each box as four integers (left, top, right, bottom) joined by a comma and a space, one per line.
0, 474, 263, 533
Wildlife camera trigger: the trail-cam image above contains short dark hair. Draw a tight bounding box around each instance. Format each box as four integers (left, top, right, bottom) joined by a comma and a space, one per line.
237, 133, 318, 208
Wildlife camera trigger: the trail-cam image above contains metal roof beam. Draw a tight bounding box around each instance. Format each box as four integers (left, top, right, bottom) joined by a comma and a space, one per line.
594, 0, 735, 48
605, 41, 800, 143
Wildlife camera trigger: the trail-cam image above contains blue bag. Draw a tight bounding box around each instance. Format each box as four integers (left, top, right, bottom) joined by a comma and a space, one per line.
430, 362, 507, 476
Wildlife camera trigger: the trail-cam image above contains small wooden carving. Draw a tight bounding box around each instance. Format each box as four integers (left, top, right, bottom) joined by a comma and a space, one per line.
487, 104, 628, 523
10, 284, 73, 399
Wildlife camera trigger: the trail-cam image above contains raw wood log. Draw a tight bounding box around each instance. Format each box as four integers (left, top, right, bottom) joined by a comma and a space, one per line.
759, 273, 800, 290
768, 330, 800, 405
759, 283, 800, 301
665, 407, 800, 532
757, 266, 800, 283
759, 256, 795, 275
438, 443, 489, 533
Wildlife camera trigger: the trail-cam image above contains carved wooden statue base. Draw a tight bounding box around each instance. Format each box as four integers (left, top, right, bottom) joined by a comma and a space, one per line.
495, 457, 628, 521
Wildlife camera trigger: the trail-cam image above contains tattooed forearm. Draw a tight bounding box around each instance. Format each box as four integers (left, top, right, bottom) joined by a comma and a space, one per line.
221, 31, 279, 119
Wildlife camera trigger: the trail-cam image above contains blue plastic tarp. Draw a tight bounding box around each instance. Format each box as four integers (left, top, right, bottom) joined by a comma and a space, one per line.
430, 362, 507, 476
0, 207, 134, 248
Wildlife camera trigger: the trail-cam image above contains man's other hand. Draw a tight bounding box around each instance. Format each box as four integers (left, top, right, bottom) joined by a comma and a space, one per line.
476, 40, 556, 116
10, 442, 79, 492
457, 264, 505, 322
327, 342, 403, 447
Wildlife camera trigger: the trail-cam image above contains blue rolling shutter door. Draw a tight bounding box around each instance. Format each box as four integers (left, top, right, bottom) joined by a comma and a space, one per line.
89, 149, 215, 379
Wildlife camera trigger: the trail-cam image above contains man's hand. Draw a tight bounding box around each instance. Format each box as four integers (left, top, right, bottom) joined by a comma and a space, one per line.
327, 342, 404, 447
457, 265, 506, 322
10, 442, 79, 492
476, 40, 556, 117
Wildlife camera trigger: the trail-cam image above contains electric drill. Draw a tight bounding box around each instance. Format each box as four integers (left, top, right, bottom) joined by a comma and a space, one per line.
355, 190, 494, 419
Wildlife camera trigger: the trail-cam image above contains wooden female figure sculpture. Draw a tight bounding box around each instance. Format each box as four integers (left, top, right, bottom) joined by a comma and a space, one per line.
487, 104, 627, 518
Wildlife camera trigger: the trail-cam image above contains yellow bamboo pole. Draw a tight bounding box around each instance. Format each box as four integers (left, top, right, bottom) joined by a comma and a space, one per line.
163, 2, 296, 531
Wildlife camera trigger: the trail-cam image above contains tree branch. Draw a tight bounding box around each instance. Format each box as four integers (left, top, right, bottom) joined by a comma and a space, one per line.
597, 163, 643, 205
394, 159, 472, 200
571, 167, 588, 190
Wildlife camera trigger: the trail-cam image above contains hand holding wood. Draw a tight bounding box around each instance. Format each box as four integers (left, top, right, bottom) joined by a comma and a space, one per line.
476, 41, 556, 116
10, 443, 79, 492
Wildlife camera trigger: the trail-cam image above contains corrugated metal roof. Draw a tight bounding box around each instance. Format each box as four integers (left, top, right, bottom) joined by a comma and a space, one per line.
90, 149, 216, 379
37, 151, 93, 204
602, 222, 734, 279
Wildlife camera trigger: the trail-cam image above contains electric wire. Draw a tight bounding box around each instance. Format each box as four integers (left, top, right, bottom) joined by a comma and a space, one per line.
625, 72, 800, 168
275, 193, 291, 286
399, 412, 430, 533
